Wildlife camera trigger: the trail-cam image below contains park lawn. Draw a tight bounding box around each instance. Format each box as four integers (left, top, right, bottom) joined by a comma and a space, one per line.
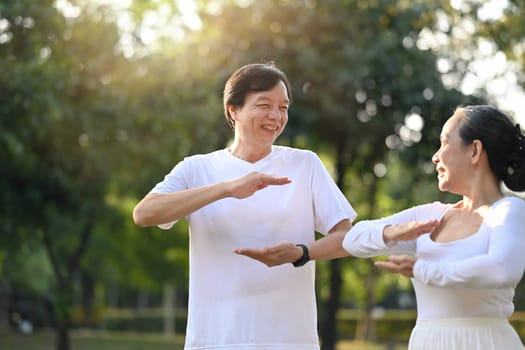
0, 329, 185, 350
0, 329, 406, 350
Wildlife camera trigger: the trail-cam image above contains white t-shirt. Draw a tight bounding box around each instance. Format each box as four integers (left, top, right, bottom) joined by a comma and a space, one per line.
151, 145, 356, 350
343, 196, 525, 320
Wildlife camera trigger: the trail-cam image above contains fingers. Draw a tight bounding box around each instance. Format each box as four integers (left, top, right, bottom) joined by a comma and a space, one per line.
418, 219, 440, 232
406, 220, 438, 236
234, 248, 258, 256
387, 254, 416, 264
230, 172, 291, 199
387, 255, 405, 263
258, 173, 291, 186
374, 255, 415, 277
374, 261, 399, 272
385, 219, 441, 242
234, 241, 298, 268
234, 249, 273, 267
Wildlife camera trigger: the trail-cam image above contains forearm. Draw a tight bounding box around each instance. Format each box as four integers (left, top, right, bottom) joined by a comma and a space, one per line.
308, 229, 350, 260
343, 220, 417, 257
132, 182, 229, 227
307, 220, 352, 261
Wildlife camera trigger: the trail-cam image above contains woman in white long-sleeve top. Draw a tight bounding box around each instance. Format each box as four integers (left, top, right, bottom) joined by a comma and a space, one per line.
237, 104, 525, 349
343, 105, 525, 350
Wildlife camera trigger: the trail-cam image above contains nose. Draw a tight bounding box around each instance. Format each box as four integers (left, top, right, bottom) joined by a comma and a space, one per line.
431, 150, 439, 164
268, 106, 281, 120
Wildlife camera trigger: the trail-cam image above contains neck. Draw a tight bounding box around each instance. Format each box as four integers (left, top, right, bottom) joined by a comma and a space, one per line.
460, 161, 504, 211
461, 184, 503, 212
228, 141, 272, 163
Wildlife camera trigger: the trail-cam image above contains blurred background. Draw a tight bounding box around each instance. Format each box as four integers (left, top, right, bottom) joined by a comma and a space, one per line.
1, 0, 525, 349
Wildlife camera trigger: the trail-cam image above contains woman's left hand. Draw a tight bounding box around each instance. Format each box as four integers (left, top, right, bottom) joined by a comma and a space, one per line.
374, 254, 416, 277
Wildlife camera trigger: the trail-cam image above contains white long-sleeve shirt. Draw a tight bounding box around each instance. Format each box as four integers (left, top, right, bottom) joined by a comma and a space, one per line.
343, 196, 525, 320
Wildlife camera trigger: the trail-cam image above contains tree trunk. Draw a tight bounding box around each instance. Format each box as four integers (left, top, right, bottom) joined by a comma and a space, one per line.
51, 284, 75, 350
355, 175, 380, 342
320, 259, 342, 350
354, 260, 379, 341
163, 284, 175, 335
81, 270, 95, 327
319, 139, 348, 350
56, 319, 71, 350
0, 255, 11, 330
43, 209, 95, 350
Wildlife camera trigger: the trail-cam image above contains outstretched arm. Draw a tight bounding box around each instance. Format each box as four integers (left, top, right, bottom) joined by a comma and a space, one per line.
133, 172, 291, 227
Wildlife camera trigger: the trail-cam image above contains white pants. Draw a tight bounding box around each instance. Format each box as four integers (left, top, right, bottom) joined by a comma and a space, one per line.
408, 317, 524, 350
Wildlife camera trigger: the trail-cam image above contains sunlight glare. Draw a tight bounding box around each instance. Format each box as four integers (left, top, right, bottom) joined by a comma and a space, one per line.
177, 0, 202, 30
405, 113, 424, 132
478, 0, 509, 21
54, 0, 82, 18
437, 0, 524, 126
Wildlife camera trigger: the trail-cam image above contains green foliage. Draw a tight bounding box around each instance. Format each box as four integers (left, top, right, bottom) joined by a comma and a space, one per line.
2, 0, 525, 347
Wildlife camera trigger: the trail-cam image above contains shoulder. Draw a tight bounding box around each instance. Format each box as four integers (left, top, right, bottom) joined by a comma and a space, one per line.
167, 149, 225, 175
273, 145, 321, 163
403, 201, 452, 221
493, 196, 525, 212
181, 149, 226, 164
485, 196, 525, 227
273, 145, 317, 157
417, 201, 452, 212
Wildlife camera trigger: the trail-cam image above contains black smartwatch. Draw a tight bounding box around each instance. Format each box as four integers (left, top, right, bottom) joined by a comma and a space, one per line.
292, 244, 310, 267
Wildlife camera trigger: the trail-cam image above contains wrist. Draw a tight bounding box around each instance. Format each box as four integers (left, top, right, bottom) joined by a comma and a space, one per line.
292, 244, 310, 267
383, 225, 394, 242
382, 225, 398, 247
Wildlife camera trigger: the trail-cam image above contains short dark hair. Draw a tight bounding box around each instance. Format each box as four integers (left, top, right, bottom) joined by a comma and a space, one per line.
223, 62, 292, 129
456, 105, 525, 192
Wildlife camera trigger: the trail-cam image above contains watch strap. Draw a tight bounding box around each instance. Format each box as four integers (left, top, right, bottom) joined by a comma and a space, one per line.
292, 244, 310, 267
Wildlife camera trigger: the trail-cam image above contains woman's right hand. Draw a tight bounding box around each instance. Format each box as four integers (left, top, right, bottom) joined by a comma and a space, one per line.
383, 220, 440, 243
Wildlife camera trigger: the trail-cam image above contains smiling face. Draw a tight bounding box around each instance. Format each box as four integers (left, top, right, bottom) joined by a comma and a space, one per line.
432, 111, 473, 194
228, 81, 289, 149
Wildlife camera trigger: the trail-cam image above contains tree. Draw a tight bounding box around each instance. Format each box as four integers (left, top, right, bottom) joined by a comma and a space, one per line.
0, 1, 131, 349
145, 0, 477, 346
3, 1, 515, 348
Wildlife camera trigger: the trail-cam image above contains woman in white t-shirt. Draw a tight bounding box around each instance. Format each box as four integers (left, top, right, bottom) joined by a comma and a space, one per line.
133, 62, 357, 350
240, 105, 525, 349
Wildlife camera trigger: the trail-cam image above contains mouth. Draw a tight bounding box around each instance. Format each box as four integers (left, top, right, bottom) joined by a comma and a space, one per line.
261, 124, 279, 131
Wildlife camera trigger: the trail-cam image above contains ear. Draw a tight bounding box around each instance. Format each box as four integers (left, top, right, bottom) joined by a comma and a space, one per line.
228, 105, 239, 122
470, 139, 483, 164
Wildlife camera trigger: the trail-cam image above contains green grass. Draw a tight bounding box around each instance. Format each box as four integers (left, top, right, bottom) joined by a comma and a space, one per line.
0, 330, 185, 350
0, 329, 406, 350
